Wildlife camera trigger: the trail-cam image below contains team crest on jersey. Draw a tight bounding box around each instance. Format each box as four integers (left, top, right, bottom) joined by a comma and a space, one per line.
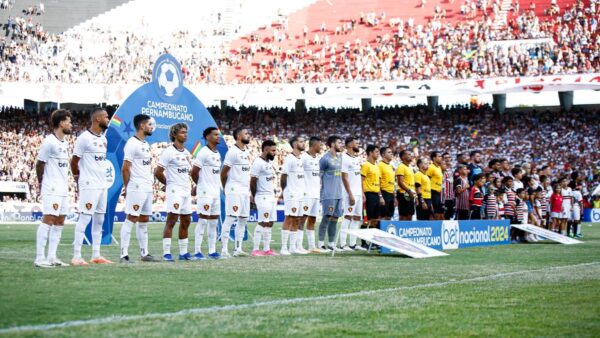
303, 206, 309, 211
173, 203, 180, 210
52, 203, 59, 211
292, 207, 297, 213
133, 204, 140, 211
348, 207, 353, 212
233, 205, 239, 212
85, 203, 92, 210
264, 212, 269, 218
203, 204, 210, 211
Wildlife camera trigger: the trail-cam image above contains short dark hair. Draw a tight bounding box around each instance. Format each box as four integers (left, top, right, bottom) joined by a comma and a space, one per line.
326, 135, 341, 147
430, 151, 440, 160
308, 136, 321, 147
50, 109, 71, 129
366, 144, 377, 155
169, 123, 188, 142
261, 139, 276, 151
345, 137, 355, 146
203, 126, 218, 139
233, 127, 246, 140
133, 114, 151, 130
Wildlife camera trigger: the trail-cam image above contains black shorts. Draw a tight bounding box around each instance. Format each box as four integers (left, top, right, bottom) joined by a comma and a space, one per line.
365, 192, 380, 220
431, 191, 443, 214
397, 192, 415, 217
380, 191, 395, 218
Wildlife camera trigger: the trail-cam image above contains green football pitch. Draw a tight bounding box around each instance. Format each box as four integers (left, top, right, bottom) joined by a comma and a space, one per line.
0, 222, 599, 337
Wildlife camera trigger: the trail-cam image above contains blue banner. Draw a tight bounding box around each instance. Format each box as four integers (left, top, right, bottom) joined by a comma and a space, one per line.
380, 220, 511, 252
87, 54, 228, 244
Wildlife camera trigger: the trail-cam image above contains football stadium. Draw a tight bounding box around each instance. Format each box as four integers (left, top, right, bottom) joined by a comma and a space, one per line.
1, 0, 600, 336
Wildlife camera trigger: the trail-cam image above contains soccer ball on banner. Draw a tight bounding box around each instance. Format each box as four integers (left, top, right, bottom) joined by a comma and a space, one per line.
157, 63, 180, 97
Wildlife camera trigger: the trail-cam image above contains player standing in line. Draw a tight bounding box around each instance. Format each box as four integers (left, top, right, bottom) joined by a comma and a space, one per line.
120, 114, 156, 263
426, 151, 444, 220
220, 127, 252, 258
396, 150, 416, 221
249, 140, 279, 256
280, 136, 307, 255
191, 127, 223, 260
155, 123, 193, 262
71, 108, 112, 266
339, 137, 363, 251
298, 136, 322, 253
34, 109, 73, 268
317, 136, 344, 252
377, 146, 396, 222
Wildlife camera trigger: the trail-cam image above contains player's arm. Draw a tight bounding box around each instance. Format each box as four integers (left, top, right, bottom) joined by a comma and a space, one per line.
154, 166, 166, 185
35, 160, 45, 185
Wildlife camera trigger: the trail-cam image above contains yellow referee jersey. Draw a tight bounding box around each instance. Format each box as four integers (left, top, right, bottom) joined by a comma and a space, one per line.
361, 161, 380, 193
378, 161, 395, 193
426, 163, 443, 192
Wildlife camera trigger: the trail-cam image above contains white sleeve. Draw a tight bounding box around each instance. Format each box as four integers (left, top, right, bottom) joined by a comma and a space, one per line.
341, 156, 349, 174
123, 140, 134, 162
157, 148, 170, 168
37, 139, 51, 162
73, 135, 85, 158
223, 149, 234, 167
250, 160, 261, 178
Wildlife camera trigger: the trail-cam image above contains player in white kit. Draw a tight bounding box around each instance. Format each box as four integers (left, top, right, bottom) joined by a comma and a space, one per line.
190, 127, 223, 260
339, 137, 363, 251
155, 123, 193, 262
34, 109, 73, 268
119, 114, 156, 263
250, 140, 279, 257
71, 108, 112, 265
280, 136, 307, 255
298, 136, 322, 253
220, 127, 252, 258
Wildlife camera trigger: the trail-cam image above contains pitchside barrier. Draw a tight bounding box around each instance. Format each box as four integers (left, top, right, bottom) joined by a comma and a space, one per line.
380, 220, 511, 253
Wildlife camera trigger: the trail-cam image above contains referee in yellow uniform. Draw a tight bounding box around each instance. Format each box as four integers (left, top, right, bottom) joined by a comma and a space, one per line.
415, 157, 432, 220
426, 151, 444, 220
378, 146, 395, 220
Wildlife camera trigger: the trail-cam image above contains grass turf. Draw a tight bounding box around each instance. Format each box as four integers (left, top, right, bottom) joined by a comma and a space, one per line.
0, 222, 598, 337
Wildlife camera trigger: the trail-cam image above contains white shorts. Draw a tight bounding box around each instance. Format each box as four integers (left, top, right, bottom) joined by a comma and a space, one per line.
42, 194, 69, 216
572, 207, 581, 221
225, 194, 250, 217
302, 197, 320, 217
197, 196, 221, 216
284, 200, 303, 217
125, 190, 153, 216
166, 192, 192, 215
256, 195, 277, 222
78, 189, 107, 215
342, 194, 363, 217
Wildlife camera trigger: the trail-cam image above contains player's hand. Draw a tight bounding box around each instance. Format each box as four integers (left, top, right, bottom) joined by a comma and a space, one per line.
349, 195, 356, 206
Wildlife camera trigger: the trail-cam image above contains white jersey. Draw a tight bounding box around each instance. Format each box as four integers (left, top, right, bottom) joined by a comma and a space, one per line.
158, 144, 192, 192
282, 153, 305, 201
73, 129, 108, 190
123, 136, 153, 193
37, 134, 70, 196
193, 146, 222, 198
341, 153, 362, 196
222, 145, 251, 195
302, 152, 321, 199
250, 156, 277, 197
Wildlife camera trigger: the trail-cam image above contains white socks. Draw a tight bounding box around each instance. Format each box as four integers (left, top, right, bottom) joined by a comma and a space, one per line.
348, 220, 361, 247
120, 219, 134, 258
281, 230, 290, 251
195, 218, 208, 254
339, 218, 351, 247
163, 238, 171, 255
263, 227, 272, 251
91, 213, 104, 258
35, 223, 50, 261
235, 218, 247, 252
307, 229, 316, 249
178, 238, 188, 255
73, 213, 91, 259
208, 219, 218, 254
136, 222, 148, 257
253, 225, 264, 251
47, 225, 63, 261
220, 216, 235, 253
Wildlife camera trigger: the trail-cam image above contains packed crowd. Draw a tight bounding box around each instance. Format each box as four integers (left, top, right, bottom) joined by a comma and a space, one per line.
1, 0, 599, 84
1, 104, 599, 206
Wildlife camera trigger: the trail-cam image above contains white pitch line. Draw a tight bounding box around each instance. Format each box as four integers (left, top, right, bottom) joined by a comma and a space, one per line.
1, 262, 598, 334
